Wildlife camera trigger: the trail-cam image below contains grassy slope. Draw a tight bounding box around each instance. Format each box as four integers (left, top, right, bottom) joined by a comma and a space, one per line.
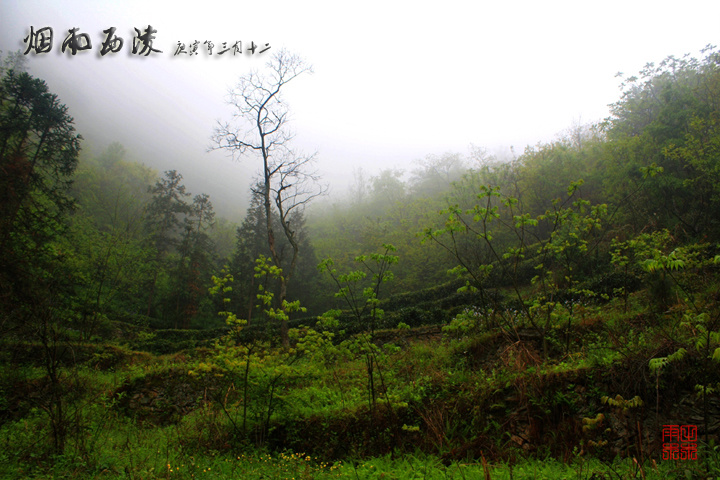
2, 283, 720, 479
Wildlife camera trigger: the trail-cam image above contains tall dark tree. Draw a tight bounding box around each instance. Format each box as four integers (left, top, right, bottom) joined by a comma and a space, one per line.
229, 188, 322, 324
0, 68, 81, 455
0, 69, 81, 337
144, 170, 191, 320
175, 193, 216, 328
228, 193, 269, 323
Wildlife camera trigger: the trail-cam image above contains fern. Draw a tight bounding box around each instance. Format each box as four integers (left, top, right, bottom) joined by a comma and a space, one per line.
648, 348, 687, 374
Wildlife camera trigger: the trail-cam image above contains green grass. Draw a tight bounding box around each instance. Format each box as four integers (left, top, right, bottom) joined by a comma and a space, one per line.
3, 281, 720, 479
2, 449, 698, 479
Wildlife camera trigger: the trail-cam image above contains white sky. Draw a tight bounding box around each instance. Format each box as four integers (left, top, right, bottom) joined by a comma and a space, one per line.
2, 0, 719, 219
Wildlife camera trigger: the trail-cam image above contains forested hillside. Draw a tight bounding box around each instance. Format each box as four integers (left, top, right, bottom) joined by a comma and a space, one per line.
3, 46, 720, 478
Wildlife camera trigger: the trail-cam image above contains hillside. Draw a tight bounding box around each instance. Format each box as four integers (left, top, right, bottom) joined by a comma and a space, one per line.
2, 48, 720, 478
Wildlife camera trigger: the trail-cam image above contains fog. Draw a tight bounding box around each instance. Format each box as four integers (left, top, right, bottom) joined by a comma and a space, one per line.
2, 0, 718, 219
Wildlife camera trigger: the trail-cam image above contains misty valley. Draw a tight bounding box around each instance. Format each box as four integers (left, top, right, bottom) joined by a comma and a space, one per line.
3, 46, 720, 479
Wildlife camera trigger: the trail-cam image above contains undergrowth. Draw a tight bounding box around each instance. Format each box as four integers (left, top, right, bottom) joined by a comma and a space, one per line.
2, 272, 720, 479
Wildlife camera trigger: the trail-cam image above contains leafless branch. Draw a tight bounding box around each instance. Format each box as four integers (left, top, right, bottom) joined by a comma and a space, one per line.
208, 49, 322, 347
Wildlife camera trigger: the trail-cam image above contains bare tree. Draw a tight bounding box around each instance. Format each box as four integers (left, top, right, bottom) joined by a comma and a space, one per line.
211, 49, 325, 346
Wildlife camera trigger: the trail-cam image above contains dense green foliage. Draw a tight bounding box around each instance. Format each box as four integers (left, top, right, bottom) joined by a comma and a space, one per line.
3, 46, 720, 478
